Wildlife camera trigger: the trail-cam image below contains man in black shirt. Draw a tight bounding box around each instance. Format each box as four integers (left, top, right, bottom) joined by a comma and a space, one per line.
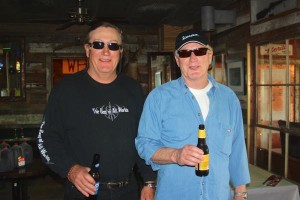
37, 22, 156, 200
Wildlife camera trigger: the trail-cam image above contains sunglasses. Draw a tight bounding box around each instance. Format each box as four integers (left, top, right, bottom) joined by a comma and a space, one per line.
262, 175, 282, 186
89, 41, 122, 51
177, 48, 208, 58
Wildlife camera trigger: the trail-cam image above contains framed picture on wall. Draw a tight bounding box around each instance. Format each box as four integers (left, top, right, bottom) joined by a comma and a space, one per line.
226, 59, 245, 95
147, 52, 176, 92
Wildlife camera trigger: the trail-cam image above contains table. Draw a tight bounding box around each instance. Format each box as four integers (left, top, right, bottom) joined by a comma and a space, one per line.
3, 137, 35, 143
0, 159, 48, 200
248, 164, 300, 200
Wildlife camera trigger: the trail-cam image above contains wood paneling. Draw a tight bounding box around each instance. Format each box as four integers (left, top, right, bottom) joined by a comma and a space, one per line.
159, 25, 192, 51
214, 23, 250, 60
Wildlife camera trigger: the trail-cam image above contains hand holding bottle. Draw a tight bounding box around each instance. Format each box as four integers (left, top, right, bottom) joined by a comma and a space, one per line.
86, 154, 100, 200
170, 145, 204, 166
67, 164, 98, 198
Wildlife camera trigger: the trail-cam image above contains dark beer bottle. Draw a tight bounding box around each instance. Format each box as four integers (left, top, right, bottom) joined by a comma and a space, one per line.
86, 153, 100, 200
195, 124, 209, 176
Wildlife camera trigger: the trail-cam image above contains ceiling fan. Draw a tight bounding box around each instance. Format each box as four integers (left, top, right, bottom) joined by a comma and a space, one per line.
56, 0, 95, 30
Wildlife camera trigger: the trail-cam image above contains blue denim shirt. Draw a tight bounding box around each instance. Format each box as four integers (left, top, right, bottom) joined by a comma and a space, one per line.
135, 75, 250, 200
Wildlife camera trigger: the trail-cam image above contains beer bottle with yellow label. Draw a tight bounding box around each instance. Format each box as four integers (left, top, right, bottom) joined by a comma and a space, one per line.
195, 124, 209, 176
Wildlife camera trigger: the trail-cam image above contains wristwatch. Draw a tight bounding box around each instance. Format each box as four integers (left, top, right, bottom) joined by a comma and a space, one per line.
234, 192, 247, 199
144, 182, 156, 188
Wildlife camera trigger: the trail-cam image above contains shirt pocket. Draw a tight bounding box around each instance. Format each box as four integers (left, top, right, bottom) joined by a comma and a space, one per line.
208, 122, 233, 156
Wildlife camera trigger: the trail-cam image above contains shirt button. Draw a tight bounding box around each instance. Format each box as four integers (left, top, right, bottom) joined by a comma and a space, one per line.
198, 113, 201, 116
202, 182, 205, 185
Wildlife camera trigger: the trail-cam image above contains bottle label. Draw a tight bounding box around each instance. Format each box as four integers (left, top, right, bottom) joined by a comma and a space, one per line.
200, 154, 209, 170
94, 182, 100, 195
18, 156, 25, 167
196, 155, 209, 170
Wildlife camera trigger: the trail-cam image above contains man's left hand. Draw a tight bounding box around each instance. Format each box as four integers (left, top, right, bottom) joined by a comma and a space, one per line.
140, 186, 155, 200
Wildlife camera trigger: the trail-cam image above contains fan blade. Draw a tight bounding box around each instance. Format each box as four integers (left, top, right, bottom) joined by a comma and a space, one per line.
56, 21, 77, 30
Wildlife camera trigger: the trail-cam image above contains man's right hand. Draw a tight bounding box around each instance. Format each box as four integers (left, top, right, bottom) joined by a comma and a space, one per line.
172, 145, 204, 166
151, 145, 204, 166
67, 164, 96, 197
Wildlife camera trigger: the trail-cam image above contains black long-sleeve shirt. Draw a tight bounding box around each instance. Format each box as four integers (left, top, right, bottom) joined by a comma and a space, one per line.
37, 70, 155, 182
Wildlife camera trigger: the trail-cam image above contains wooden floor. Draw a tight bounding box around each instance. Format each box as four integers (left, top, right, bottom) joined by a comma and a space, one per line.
0, 174, 65, 200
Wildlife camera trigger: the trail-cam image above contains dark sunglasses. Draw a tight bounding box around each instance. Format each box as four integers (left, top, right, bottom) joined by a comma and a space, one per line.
177, 48, 208, 58
262, 175, 282, 186
89, 41, 122, 51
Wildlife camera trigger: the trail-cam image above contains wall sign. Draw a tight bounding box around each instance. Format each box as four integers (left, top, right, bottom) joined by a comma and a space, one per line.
259, 44, 293, 56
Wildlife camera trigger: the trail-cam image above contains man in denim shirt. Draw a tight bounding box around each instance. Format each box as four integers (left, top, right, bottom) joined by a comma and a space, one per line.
135, 29, 250, 200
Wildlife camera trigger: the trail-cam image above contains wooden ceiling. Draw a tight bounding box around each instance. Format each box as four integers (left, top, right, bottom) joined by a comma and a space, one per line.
0, 0, 239, 29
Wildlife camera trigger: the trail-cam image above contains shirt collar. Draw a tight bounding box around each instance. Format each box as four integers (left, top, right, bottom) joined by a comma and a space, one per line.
178, 74, 218, 94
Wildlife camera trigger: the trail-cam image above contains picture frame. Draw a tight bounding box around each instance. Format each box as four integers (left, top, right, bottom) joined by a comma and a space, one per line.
226, 59, 245, 95
147, 52, 176, 92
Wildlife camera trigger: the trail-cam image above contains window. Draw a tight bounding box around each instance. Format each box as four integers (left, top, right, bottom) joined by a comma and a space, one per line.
254, 38, 300, 182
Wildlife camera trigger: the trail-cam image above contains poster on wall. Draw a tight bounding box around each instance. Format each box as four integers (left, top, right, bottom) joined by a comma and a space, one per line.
226, 60, 245, 95
62, 58, 87, 74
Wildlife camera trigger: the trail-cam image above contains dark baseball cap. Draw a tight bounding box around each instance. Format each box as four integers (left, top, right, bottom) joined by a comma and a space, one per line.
175, 29, 210, 50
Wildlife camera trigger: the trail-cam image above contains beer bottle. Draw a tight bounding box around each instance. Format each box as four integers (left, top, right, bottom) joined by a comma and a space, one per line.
86, 153, 100, 200
195, 124, 209, 176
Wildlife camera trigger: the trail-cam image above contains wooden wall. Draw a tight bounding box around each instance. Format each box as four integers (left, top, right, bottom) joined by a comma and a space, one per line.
159, 25, 192, 51
213, 22, 250, 60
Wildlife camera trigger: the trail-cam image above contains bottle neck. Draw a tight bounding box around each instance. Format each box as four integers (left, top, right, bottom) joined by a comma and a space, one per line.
198, 129, 206, 138
198, 138, 207, 143
91, 163, 100, 170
